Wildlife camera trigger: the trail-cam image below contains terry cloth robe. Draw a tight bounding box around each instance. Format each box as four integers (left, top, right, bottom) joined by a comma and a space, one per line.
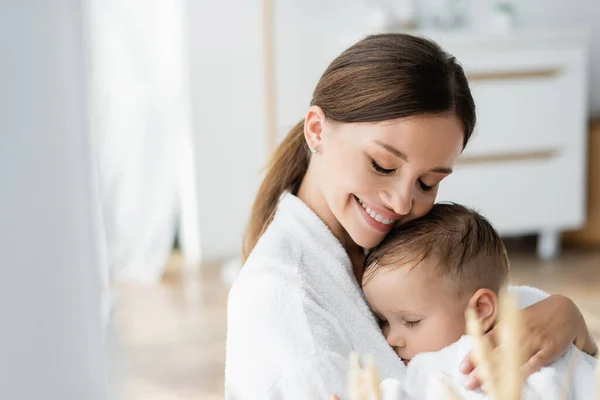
224, 193, 550, 400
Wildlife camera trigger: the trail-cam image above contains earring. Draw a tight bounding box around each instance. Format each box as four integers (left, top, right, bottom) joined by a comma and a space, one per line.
310, 147, 318, 154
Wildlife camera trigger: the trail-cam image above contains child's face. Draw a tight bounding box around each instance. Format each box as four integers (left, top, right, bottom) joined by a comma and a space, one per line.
363, 258, 468, 365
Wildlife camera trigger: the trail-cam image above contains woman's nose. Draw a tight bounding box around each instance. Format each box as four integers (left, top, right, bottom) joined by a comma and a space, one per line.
384, 184, 413, 216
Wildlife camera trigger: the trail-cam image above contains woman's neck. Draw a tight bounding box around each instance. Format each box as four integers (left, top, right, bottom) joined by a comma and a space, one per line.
297, 164, 365, 280
348, 247, 366, 283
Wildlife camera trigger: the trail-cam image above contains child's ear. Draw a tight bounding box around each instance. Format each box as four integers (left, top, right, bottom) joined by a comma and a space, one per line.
467, 288, 498, 333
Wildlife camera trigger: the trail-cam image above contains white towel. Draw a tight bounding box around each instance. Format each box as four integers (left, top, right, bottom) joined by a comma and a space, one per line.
379, 335, 597, 400
225, 192, 558, 399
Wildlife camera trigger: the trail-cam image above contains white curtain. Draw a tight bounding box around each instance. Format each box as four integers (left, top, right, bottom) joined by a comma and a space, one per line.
87, 0, 200, 284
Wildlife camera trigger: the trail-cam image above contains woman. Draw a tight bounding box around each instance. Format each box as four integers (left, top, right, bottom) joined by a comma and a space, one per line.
225, 33, 597, 399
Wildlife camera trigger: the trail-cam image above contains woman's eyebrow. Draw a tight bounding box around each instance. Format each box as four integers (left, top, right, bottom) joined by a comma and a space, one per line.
374, 140, 408, 162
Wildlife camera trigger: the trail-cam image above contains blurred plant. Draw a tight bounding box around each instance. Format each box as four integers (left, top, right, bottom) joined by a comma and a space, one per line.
348, 353, 382, 400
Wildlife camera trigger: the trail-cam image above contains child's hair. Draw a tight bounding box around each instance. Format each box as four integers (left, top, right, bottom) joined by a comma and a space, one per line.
364, 203, 509, 298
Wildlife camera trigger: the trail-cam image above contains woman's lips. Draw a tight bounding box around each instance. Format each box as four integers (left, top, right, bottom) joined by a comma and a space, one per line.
357, 197, 403, 220
354, 195, 402, 233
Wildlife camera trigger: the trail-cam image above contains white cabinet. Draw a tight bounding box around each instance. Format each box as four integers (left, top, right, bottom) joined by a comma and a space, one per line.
428, 30, 589, 260
274, 29, 589, 260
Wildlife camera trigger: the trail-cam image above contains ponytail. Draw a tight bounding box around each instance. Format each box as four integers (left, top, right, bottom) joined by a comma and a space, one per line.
242, 120, 309, 262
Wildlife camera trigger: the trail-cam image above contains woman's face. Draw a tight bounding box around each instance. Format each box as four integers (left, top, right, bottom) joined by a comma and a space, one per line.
309, 110, 464, 250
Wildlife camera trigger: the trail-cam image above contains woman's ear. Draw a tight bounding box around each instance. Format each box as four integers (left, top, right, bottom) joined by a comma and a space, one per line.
467, 288, 498, 333
304, 105, 326, 152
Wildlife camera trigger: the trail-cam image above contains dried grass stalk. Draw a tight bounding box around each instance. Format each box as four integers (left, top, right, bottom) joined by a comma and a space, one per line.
348, 352, 382, 400
497, 292, 525, 400
438, 374, 463, 400
349, 352, 362, 400
560, 335, 586, 400
364, 356, 382, 400
595, 354, 600, 400
465, 307, 500, 399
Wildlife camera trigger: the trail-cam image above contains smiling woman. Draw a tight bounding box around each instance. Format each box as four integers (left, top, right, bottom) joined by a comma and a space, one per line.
225, 33, 596, 400
298, 113, 464, 251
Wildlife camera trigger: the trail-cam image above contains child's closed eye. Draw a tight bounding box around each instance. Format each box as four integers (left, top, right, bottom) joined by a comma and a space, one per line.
404, 320, 421, 328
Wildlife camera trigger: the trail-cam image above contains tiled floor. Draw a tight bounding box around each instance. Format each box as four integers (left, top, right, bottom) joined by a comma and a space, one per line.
113, 241, 600, 399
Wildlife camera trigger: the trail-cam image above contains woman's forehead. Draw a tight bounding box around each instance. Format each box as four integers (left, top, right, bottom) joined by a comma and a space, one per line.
350, 116, 464, 165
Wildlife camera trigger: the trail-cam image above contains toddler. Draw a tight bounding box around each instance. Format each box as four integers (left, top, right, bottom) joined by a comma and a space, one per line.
362, 203, 508, 366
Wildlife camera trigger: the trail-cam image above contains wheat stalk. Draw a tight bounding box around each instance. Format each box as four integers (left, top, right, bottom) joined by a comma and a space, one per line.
595, 354, 600, 400
559, 335, 586, 400
465, 306, 500, 399
438, 374, 463, 400
349, 352, 364, 400
497, 292, 524, 400
348, 352, 382, 400
364, 356, 382, 400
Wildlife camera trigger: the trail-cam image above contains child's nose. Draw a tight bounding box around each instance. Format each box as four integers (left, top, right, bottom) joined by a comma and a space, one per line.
385, 334, 406, 349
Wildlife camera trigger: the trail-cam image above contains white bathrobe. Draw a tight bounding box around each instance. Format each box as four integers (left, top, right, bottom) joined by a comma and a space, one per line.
224, 193, 549, 400
383, 335, 597, 400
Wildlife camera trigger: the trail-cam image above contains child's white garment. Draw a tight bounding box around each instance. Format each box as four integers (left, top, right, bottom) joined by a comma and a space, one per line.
381, 335, 597, 400
225, 193, 551, 399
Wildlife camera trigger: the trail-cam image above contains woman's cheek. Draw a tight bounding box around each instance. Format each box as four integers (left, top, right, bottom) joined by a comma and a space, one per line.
412, 190, 437, 218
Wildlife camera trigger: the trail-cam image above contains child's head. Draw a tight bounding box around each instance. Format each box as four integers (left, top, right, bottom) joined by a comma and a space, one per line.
362, 203, 509, 365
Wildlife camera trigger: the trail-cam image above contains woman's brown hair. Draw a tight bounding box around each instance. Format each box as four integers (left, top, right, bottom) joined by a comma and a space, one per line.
242, 33, 476, 262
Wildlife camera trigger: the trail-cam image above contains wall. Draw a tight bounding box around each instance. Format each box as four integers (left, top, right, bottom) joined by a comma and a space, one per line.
273, 0, 600, 133
274, 0, 372, 134
0, 1, 107, 399
187, 0, 268, 261
187, 0, 600, 260
492, 0, 600, 116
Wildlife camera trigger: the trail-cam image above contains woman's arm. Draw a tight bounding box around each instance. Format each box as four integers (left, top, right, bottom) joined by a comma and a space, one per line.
517, 294, 597, 375
508, 285, 597, 357
566, 294, 598, 357
460, 288, 597, 390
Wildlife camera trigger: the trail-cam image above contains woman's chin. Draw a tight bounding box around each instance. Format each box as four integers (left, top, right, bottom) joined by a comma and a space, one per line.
351, 231, 386, 250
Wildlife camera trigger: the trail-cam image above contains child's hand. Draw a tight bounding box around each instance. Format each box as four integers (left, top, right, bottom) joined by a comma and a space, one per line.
330, 395, 341, 400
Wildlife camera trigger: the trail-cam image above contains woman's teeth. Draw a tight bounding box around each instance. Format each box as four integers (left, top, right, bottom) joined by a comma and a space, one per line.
358, 199, 395, 225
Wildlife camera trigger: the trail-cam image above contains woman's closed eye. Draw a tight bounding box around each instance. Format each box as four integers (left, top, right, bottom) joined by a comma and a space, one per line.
371, 159, 396, 175
370, 157, 437, 191
418, 179, 434, 192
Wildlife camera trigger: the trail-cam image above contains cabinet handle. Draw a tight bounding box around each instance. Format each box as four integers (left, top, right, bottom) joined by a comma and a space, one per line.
457, 149, 559, 165
467, 68, 560, 82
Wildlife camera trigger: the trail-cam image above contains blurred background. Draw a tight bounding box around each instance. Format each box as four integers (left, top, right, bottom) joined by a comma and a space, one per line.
1, 0, 600, 399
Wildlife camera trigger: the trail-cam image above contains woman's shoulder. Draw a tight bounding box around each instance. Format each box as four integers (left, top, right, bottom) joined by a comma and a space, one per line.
229, 255, 301, 311
228, 244, 310, 333
229, 223, 308, 300
246, 217, 307, 269
232, 236, 304, 297
507, 285, 550, 309
227, 249, 351, 346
